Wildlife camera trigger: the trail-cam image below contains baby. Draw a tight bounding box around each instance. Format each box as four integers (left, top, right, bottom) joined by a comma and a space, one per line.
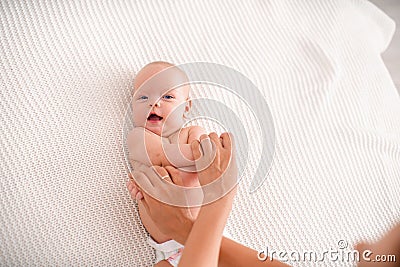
127, 61, 206, 266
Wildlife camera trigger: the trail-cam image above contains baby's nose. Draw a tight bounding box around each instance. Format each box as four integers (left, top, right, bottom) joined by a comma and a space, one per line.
150, 100, 161, 107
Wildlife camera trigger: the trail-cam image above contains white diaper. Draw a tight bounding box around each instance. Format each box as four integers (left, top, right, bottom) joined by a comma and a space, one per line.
147, 228, 231, 266
147, 236, 184, 267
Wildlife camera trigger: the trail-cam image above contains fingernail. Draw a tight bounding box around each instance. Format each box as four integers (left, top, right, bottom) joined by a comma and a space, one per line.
136, 192, 143, 200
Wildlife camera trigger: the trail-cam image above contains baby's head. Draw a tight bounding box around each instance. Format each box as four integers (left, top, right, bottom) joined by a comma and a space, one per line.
132, 61, 191, 136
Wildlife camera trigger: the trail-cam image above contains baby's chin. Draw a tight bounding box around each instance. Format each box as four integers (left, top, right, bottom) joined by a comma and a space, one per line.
144, 125, 162, 136
143, 118, 185, 137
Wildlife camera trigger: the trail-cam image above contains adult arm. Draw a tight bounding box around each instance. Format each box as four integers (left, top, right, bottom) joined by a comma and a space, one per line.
356, 223, 400, 267
180, 132, 237, 266
179, 186, 236, 267
128, 179, 289, 267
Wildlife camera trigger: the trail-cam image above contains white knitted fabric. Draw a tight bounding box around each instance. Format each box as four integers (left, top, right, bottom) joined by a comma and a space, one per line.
1, 1, 399, 266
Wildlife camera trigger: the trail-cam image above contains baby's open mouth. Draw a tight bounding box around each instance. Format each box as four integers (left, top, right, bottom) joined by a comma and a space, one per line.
147, 114, 163, 121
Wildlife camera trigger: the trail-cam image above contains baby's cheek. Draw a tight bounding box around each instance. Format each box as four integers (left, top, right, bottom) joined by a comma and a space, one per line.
162, 111, 185, 136
132, 109, 146, 126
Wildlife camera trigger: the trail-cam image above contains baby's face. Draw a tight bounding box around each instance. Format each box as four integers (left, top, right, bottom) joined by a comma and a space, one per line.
132, 66, 190, 136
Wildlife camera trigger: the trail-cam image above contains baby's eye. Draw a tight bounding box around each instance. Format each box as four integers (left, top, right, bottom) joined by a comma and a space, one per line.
138, 95, 148, 100
163, 95, 174, 100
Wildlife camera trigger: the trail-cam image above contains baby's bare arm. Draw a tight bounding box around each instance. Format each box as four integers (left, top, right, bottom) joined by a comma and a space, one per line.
187, 126, 207, 144
127, 127, 166, 166
127, 126, 206, 168
163, 126, 207, 168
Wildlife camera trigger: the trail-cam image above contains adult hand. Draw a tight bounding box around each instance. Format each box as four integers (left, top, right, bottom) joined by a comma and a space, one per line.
127, 165, 198, 244
179, 132, 238, 267
191, 132, 238, 204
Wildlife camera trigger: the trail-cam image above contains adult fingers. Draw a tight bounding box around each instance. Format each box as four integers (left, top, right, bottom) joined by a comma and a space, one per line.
126, 180, 134, 192
165, 166, 184, 186
199, 136, 214, 158
152, 166, 173, 184
136, 162, 152, 174
220, 132, 233, 151
138, 165, 165, 187
208, 132, 218, 139
152, 165, 165, 177
197, 134, 209, 155
208, 132, 221, 147
126, 180, 143, 201
210, 132, 224, 151
132, 187, 143, 201
199, 134, 208, 141
128, 172, 140, 192
137, 193, 150, 216
194, 137, 216, 172
191, 140, 202, 160
199, 133, 216, 162
126, 181, 139, 195
127, 174, 141, 198
132, 170, 154, 194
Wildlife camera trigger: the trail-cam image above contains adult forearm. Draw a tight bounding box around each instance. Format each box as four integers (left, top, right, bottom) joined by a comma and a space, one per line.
179, 199, 233, 267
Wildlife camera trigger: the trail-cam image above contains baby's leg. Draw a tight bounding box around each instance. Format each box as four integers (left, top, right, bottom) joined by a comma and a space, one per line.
136, 172, 200, 244
137, 201, 171, 243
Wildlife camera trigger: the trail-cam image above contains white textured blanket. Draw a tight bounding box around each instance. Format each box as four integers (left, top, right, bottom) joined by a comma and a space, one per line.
1, 0, 399, 266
